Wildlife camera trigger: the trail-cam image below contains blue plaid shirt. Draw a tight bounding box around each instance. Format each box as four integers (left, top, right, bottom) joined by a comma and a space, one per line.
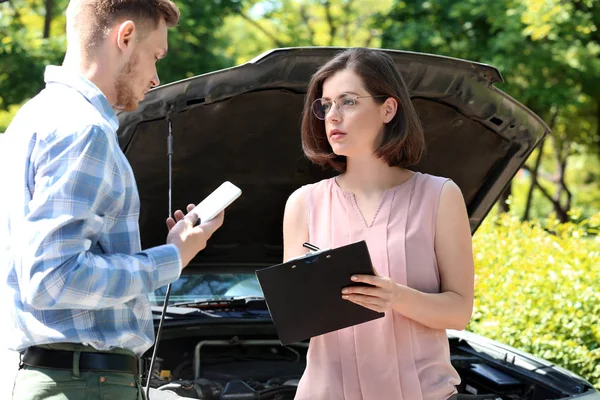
0, 66, 182, 356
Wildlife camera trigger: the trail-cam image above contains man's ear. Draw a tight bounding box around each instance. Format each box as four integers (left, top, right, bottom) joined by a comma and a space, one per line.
382, 97, 398, 123
117, 20, 136, 53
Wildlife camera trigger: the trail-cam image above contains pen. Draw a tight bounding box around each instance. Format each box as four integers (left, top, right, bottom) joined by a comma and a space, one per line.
302, 242, 320, 252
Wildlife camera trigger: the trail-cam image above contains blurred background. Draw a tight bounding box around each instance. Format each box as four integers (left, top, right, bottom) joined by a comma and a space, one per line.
0, 0, 598, 388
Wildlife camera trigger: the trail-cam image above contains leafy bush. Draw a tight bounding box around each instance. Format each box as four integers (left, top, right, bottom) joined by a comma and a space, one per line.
469, 212, 600, 389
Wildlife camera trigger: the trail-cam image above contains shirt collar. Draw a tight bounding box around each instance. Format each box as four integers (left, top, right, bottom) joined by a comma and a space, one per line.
44, 65, 119, 132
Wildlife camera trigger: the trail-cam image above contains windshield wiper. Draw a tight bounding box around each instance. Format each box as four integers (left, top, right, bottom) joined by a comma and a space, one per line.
172, 296, 267, 310
150, 305, 222, 318
150, 296, 269, 321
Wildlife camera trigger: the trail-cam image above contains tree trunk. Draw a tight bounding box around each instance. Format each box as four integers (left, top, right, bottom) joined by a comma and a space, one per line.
497, 181, 512, 213
597, 100, 600, 162
523, 139, 571, 222
8, 0, 23, 22
43, 0, 53, 39
523, 138, 545, 220
531, 179, 568, 221
322, 0, 337, 45
553, 141, 571, 222
299, 5, 315, 44
523, 109, 557, 221
341, 0, 354, 46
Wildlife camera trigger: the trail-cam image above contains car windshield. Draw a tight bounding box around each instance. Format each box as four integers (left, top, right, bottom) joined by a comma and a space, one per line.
150, 273, 264, 306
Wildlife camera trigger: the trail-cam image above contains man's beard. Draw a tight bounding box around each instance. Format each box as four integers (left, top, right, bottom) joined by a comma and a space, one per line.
114, 53, 140, 111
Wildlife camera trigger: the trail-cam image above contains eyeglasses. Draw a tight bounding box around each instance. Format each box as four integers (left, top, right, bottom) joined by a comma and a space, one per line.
311, 93, 388, 120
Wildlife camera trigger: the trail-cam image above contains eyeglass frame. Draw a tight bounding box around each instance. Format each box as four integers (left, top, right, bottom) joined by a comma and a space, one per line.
311, 93, 390, 120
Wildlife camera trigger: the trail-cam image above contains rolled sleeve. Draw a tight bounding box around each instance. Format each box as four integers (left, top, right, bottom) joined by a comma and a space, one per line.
17, 125, 182, 310
147, 244, 182, 290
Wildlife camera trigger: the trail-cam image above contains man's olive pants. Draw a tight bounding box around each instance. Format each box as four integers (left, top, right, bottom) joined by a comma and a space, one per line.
11, 343, 145, 400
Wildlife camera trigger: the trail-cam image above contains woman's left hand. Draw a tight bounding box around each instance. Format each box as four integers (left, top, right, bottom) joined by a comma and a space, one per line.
341, 274, 401, 313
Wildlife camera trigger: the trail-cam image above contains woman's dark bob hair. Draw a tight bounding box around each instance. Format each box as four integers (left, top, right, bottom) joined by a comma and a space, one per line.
301, 48, 425, 172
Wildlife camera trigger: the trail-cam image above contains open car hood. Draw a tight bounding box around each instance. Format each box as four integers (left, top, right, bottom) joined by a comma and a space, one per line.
116, 47, 550, 268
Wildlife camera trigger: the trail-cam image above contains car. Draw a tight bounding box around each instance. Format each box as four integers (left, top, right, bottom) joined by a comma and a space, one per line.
115, 47, 600, 400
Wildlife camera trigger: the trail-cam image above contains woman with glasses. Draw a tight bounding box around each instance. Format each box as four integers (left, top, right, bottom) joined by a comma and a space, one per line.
282, 48, 474, 400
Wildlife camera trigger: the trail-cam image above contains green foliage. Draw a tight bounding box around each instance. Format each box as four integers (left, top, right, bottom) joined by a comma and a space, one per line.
0, 0, 69, 131
0, 0, 68, 111
218, 0, 394, 64
380, 0, 600, 150
150, 0, 243, 83
380, 0, 600, 219
469, 212, 600, 388
507, 141, 600, 221
0, 0, 244, 131
0, 104, 22, 133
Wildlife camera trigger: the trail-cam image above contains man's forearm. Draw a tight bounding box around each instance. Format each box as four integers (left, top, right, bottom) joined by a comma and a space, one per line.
20, 244, 181, 310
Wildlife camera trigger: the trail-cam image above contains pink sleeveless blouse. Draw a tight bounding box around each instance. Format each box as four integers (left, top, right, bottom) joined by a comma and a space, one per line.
295, 172, 460, 400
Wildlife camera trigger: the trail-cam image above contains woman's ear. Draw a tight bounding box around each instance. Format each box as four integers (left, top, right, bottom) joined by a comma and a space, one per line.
381, 97, 398, 123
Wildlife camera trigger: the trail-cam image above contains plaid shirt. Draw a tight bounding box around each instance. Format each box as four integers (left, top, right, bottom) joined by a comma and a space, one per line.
0, 66, 181, 356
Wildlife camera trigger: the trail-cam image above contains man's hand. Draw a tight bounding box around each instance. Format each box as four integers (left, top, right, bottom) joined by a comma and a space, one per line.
166, 203, 224, 268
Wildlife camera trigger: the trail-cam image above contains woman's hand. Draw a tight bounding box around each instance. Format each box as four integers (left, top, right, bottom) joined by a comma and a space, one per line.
343, 181, 474, 330
342, 274, 402, 313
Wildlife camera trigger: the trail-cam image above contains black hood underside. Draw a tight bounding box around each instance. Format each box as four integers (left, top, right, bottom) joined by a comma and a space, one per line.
116, 47, 549, 267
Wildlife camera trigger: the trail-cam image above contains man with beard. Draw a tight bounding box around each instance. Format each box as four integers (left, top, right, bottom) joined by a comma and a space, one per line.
0, 1, 224, 398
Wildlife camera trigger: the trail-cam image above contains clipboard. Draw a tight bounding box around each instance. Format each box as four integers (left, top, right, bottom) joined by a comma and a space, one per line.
255, 240, 385, 345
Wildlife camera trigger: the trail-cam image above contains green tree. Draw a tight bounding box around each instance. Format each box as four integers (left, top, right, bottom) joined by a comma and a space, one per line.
217, 0, 394, 65
470, 211, 600, 388
148, 0, 244, 83
380, 0, 600, 221
0, 0, 67, 113
0, 0, 244, 131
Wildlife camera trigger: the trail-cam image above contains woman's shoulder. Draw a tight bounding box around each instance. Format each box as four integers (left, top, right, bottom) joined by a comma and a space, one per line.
285, 178, 335, 211
415, 171, 452, 186
410, 172, 450, 194
410, 172, 462, 208
289, 177, 335, 198
414, 172, 464, 210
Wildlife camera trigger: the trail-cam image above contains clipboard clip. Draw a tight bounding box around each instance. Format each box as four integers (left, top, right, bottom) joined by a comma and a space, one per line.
301, 242, 331, 259
285, 243, 330, 263
302, 242, 320, 252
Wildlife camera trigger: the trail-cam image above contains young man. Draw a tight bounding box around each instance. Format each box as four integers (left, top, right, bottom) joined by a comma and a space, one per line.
0, 1, 222, 398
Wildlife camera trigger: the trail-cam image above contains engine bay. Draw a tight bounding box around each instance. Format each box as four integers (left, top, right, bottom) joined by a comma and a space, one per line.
142, 333, 584, 400
147, 337, 305, 399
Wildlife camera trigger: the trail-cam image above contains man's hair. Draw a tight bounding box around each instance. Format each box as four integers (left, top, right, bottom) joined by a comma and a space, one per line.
301, 48, 425, 172
68, 0, 180, 49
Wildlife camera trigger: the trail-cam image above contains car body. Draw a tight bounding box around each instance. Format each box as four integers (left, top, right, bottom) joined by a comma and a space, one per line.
115, 47, 600, 400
